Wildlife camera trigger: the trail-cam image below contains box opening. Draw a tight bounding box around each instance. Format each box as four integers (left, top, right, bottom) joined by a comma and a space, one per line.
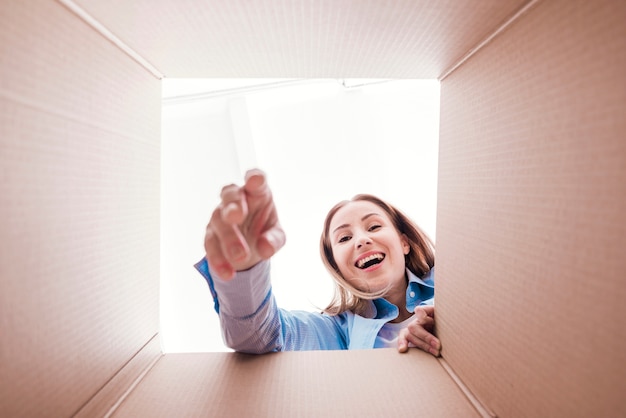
160, 78, 441, 352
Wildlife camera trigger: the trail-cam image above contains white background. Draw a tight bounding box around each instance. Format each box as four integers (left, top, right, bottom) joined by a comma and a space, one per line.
160, 79, 440, 352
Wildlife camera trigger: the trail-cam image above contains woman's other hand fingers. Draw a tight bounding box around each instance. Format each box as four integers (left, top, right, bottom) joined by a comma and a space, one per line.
397, 306, 441, 356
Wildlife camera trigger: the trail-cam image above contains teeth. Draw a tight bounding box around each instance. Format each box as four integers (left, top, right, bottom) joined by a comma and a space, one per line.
357, 253, 384, 268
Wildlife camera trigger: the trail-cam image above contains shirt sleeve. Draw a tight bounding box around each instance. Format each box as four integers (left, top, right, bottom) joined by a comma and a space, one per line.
207, 259, 273, 318
194, 258, 347, 353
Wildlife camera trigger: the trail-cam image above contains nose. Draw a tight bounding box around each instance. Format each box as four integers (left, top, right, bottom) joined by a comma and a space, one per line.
355, 232, 372, 249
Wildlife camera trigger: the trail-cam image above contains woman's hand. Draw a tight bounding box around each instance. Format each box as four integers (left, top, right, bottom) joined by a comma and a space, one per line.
204, 169, 286, 280
398, 305, 441, 356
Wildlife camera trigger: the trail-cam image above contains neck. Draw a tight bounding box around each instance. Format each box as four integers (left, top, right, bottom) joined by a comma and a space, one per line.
390, 306, 413, 323
385, 287, 412, 323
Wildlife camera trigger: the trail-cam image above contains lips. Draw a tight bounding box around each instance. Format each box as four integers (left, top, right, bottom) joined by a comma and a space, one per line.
355, 252, 385, 269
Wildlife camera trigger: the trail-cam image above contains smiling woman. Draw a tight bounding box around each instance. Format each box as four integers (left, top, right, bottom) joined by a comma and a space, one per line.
321, 195, 435, 323
198, 170, 440, 354
160, 78, 440, 353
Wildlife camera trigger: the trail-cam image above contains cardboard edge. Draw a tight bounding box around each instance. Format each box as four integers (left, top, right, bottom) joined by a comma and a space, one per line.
72, 334, 163, 418
438, 358, 497, 418
110, 349, 484, 417
438, 0, 541, 81
55, 0, 164, 79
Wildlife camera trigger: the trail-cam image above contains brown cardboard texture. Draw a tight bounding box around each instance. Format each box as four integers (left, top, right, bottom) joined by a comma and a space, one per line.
1, 0, 624, 417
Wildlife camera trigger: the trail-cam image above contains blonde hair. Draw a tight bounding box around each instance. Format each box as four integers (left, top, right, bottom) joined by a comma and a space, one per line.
320, 194, 435, 316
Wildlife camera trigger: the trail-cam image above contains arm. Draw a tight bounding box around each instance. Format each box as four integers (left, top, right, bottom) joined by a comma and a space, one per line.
200, 168, 285, 352
200, 169, 345, 352
195, 258, 346, 352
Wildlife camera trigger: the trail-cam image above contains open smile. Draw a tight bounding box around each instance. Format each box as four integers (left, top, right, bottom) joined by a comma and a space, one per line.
355, 252, 385, 269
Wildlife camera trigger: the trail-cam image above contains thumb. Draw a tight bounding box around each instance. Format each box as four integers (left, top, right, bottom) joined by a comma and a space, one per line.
397, 328, 409, 353
415, 305, 435, 318
257, 226, 286, 259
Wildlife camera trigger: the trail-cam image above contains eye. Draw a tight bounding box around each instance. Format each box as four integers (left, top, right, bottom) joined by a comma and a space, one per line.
368, 224, 381, 232
338, 235, 351, 243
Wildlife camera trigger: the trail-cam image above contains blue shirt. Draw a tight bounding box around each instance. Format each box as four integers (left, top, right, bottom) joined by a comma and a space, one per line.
194, 258, 434, 353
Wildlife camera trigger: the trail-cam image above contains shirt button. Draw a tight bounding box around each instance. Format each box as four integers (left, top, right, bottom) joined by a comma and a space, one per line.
409, 291, 416, 298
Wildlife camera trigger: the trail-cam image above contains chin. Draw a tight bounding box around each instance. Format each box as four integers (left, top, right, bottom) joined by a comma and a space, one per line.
363, 279, 392, 295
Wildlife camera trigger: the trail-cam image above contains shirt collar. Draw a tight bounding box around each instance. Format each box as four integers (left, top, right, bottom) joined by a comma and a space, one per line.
360, 267, 435, 319
405, 268, 435, 313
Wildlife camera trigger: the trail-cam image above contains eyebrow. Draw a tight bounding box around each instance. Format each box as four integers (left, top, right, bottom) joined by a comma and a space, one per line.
332, 212, 381, 234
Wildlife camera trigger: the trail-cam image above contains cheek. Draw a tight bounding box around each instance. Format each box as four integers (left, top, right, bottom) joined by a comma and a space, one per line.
332, 248, 352, 273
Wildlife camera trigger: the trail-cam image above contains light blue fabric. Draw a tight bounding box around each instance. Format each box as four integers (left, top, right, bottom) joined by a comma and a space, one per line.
194, 258, 434, 353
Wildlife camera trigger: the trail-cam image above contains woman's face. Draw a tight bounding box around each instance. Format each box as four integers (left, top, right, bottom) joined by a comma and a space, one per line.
328, 200, 410, 296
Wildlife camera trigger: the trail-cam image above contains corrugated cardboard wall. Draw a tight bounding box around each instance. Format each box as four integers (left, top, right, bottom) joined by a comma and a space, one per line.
73, 0, 528, 78
437, 0, 626, 417
111, 350, 480, 417
0, 1, 161, 417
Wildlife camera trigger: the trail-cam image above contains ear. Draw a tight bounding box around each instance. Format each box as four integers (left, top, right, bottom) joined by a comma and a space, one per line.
401, 234, 410, 255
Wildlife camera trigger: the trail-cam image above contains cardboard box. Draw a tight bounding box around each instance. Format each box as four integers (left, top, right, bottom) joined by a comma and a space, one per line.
1, 0, 624, 416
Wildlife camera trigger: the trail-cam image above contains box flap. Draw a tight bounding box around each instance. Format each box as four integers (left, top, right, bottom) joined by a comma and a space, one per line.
436, 0, 626, 416
112, 349, 480, 417
72, 0, 529, 78
0, 1, 160, 416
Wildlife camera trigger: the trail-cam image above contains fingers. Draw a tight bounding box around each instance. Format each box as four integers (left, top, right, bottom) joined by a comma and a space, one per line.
207, 176, 261, 276
397, 329, 411, 353
398, 322, 436, 355
414, 306, 435, 330
404, 321, 441, 356
204, 227, 235, 280
416, 304, 435, 319
242, 169, 286, 258
244, 168, 269, 196
218, 167, 270, 225
257, 226, 287, 259
205, 206, 251, 280
205, 182, 253, 279
220, 184, 248, 225
397, 306, 441, 356
205, 169, 284, 279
